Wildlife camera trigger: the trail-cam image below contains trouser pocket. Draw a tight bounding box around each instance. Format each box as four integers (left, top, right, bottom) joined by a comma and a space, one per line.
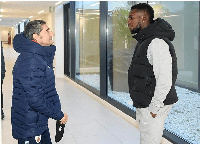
156, 104, 173, 118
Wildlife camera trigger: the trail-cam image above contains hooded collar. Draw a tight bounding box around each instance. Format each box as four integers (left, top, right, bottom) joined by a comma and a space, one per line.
13, 32, 56, 67
133, 18, 175, 44
13, 32, 56, 57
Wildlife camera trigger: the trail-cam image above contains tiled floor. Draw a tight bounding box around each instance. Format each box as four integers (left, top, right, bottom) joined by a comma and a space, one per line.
1, 43, 140, 144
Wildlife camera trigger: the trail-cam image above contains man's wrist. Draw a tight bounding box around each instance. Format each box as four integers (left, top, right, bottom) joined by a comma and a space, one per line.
148, 103, 160, 114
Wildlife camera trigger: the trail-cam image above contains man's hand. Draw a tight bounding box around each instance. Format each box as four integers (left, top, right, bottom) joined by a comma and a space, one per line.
60, 113, 68, 124
150, 112, 157, 118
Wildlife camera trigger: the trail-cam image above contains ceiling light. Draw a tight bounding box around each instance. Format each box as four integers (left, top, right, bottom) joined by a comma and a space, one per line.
87, 13, 100, 15
163, 14, 179, 18
170, 15, 179, 17
90, 3, 100, 7
3, 1, 6, 2
0, 19, 1, 21
55, 1, 62, 6
0, 15, 2, 17
38, 10, 44, 14
29, 16, 33, 18
149, 2, 156, 5
0, 9, 3, 12
163, 15, 170, 18
19, 22, 21, 24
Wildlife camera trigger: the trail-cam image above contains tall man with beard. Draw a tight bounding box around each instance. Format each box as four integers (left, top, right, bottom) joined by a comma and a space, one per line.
127, 3, 178, 144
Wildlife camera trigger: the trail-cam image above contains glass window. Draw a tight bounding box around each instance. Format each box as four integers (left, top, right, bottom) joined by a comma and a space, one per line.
75, 1, 100, 90
149, 2, 199, 144
150, 1, 199, 90
107, 1, 148, 109
107, 1, 199, 144
107, 1, 137, 110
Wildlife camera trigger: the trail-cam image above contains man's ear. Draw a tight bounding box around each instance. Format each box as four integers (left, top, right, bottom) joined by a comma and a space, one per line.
33, 33, 39, 40
141, 15, 146, 22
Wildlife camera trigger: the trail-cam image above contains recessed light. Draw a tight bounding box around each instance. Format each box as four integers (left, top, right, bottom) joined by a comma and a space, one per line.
90, 3, 100, 7
38, 10, 44, 14
55, 1, 62, 6
149, 2, 156, 5
0, 15, 2, 17
0, 9, 3, 12
29, 16, 33, 18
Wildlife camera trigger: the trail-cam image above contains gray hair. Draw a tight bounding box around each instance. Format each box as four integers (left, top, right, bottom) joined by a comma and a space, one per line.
24, 20, 46, 40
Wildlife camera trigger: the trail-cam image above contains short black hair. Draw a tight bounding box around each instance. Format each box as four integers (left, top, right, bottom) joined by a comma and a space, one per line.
131, 3, 154, 23
24, 20, 46, 40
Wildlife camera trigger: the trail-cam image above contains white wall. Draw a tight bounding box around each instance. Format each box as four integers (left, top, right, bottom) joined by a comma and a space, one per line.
20, 22, 24, 33
1, 29, 9, 42
11, 27, 15, 44
55, 5, 64, 78
0, 27, 12, 42
15, 26, 18, 35
0, 28, 1, 42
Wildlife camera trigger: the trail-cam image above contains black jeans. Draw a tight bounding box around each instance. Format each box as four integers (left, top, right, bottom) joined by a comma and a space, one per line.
18, 128, 52, 144
1, 79, 3, 109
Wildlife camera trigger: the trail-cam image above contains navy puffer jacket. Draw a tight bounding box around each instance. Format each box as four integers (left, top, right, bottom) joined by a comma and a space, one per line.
12, 33, 64, 139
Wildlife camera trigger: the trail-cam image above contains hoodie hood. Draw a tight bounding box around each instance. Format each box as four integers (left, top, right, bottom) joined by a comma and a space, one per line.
13, 32, 56, 56
133, 18, 175, 43
13, 32, 56, 66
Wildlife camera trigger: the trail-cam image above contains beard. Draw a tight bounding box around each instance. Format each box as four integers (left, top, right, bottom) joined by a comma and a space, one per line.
131, 22, 141, 34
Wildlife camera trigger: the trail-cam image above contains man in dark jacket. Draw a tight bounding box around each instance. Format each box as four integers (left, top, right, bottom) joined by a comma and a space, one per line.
127, 3, 178, 144
12, 20, 68, 144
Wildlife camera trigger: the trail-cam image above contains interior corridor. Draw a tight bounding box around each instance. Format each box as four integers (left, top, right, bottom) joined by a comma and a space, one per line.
1, 42, 141, 144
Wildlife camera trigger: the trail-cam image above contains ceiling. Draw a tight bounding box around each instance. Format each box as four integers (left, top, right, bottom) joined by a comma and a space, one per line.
0, 1, 67, 27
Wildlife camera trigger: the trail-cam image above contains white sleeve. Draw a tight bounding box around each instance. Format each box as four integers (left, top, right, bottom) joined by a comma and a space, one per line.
147, 38, 172, 114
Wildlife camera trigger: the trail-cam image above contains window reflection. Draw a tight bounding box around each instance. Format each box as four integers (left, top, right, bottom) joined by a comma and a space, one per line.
107, 1, 199, 144
150, 1, 199, 89
75, 1, 100, 90
107, 1, 135, 109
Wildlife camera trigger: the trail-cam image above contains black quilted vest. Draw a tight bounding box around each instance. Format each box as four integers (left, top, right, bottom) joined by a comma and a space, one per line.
128, 21, 178, 108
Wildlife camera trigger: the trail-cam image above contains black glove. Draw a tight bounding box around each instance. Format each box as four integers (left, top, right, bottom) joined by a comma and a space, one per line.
55, 120, 65, 143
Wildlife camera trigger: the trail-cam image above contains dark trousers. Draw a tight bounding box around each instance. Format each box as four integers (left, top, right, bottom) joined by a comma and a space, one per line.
18, 128, 52, 144
1, 79, 3, 109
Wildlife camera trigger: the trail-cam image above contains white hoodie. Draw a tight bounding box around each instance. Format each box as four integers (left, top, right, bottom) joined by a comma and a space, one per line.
147, 38, 172, 114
